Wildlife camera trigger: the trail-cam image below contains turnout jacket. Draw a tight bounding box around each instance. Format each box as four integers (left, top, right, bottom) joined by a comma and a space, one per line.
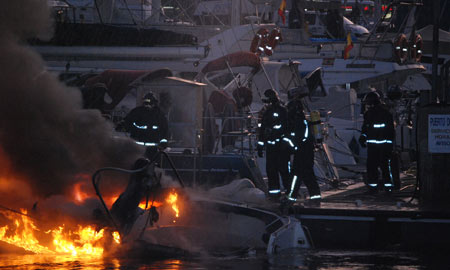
361, 105, 395, 144
124, 105, 168, 146
286, 99, 311, 150
257, 103, 288, 147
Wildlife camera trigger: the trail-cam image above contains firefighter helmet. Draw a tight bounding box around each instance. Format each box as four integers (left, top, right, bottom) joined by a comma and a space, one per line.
362, 91, 381, 106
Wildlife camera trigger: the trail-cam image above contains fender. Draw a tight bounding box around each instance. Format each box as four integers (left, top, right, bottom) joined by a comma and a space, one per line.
249, 28, 269, 56
393, 34, 408, 64
410, 34, 423, 63
264, 28, 283, 56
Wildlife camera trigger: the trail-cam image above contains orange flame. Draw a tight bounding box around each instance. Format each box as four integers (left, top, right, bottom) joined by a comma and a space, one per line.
166, 191, 180, 222
0, 210, 53, 254
73, 182, 90, 204
138, 200, 163, 210
112, 231, 121, 244
0, 209, 120, 256
51, 225, 105, 256
106, 195, 119, 208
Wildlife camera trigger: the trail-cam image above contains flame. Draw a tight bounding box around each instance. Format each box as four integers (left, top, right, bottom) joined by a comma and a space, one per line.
138, 200, 163, 210
112, 231, 121, 244
0, 210, 53, 254
107, 195, 119, 208
73, 182, 90, 204
52, 225, 105, 256
166, 191, 180, 221
0, 209, 120, 256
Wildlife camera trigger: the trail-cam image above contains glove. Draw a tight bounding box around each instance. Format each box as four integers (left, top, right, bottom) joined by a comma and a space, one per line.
359, 135, 367, 148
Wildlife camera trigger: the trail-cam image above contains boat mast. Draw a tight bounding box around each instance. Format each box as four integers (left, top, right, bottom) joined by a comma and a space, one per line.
231, 0, 241, 26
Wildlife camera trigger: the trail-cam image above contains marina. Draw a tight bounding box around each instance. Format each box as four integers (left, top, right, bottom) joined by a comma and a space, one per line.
0, 0, 450, 269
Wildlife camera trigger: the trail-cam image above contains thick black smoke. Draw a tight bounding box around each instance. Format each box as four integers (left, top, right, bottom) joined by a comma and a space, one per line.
0, 0, 143, 199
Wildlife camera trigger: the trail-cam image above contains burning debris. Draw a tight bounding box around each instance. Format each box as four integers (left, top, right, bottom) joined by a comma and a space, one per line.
0, 181, 182, 256
0, 208, 121, 256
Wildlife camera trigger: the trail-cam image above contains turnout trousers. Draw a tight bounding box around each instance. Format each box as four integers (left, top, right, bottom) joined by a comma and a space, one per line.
288, 141, 321, 199
265, 143, 291, 195
366, 143, 394, 191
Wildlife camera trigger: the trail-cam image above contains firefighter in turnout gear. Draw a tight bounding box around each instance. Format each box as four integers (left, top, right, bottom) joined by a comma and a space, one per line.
123, 92, 169, 160
359, 91, 395, 194
257, 89, 291, 199
285, 88, 321, 201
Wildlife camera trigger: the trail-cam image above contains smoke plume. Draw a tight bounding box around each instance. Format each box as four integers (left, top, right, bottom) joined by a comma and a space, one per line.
0, 0, 143, 200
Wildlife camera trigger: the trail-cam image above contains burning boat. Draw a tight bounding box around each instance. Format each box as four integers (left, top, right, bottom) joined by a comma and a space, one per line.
89, 155, 311, 258
0, 153, 310, 258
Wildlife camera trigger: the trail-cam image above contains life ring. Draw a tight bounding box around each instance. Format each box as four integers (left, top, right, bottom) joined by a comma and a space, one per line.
250, 28, 269, 56
264, 28, 283, 56
410, 34, 423, 62
393, 34, 408, 64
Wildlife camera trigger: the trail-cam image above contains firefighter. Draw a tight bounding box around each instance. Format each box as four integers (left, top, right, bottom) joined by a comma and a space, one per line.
359, 91, 395, 194
284, 88, 321, 202
122, 92, 168, 160
257, 89, 291, 199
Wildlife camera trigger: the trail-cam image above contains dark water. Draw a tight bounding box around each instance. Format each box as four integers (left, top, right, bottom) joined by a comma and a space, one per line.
1, 249, 448, 270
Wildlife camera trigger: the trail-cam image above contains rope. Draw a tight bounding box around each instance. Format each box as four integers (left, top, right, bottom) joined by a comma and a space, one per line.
93, 0, 104, 24
120, 0, 139, 27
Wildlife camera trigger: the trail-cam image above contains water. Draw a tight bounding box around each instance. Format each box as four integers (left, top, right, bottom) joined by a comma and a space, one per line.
1, 249, 448, 270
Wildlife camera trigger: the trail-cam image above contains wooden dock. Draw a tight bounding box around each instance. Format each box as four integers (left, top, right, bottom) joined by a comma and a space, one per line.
282, 176, 450, 250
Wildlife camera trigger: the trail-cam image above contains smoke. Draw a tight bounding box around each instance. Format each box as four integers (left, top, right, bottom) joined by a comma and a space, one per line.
0, 0, 143, 200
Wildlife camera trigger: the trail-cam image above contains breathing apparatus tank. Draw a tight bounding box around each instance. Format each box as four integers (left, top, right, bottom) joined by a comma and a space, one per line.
310, 110, 323, 143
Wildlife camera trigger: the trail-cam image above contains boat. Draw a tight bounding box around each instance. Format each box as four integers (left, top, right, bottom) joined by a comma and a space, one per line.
35, 0, 433, 195
92, 159, 311, 257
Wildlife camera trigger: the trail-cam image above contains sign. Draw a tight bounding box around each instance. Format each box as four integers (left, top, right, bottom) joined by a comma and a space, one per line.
428, 114, 450, 153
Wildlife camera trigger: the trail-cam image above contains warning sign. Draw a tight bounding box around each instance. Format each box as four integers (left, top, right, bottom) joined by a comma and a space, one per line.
428, 114, 450, 153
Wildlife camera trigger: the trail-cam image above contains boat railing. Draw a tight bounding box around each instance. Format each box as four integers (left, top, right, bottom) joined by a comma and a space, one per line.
202, 112, 259, 156
50, 3, 152, 25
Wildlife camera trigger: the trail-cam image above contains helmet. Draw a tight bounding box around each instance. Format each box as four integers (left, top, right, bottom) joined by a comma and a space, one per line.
143, 91, 158, 106
262, 89, 280, 104
362, 91, 381, 106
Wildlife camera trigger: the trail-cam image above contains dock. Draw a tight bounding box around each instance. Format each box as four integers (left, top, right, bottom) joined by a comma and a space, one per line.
281, 175, 450, 250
